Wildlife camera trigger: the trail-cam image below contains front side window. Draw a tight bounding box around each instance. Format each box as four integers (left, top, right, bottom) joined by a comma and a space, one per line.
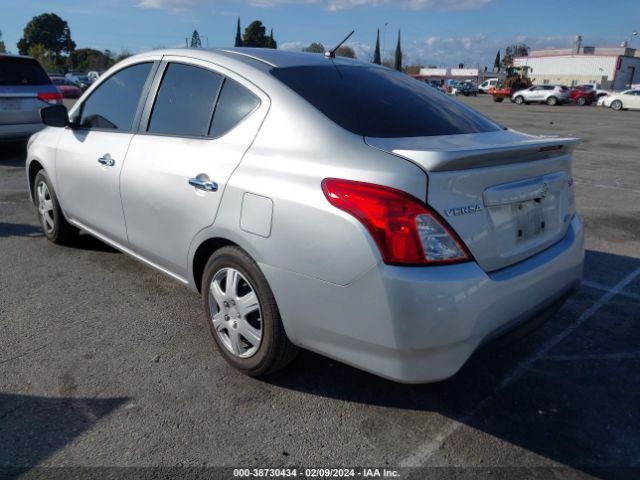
79, 62, 152, 131
148, 63, 223, 137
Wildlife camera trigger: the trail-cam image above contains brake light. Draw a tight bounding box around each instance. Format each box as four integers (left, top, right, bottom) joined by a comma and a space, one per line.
37, 91, 63, 105
322, 178, 471, 265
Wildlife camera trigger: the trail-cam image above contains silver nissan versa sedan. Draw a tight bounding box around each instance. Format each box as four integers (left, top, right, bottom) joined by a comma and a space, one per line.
26, 48, 584, 383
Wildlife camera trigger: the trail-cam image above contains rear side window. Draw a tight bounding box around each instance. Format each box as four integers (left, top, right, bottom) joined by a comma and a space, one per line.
79, 62, 152, 131
209, 79, 260, 138
148, 63, 223, 137
271, 65, 501, 138
0, 57, 51, 86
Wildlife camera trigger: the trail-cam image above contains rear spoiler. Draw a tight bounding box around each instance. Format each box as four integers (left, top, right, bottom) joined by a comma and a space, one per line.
365, 130, 580, 172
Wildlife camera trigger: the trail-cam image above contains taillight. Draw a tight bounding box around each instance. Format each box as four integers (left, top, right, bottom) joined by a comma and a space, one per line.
322, 178, 471, 266
37, 91, 63, 105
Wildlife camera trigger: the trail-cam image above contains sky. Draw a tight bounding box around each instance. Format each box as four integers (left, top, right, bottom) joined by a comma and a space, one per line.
1, 0, 639, 67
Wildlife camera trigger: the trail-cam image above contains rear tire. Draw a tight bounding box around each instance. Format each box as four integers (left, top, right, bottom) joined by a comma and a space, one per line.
33, 170, 78, 245
611, 100, 623, 111
201, 246, 298, 377
492, 96, 504, 103
577, 97, 586, 106
514, 96, 525, 105
546, 96, 558, 106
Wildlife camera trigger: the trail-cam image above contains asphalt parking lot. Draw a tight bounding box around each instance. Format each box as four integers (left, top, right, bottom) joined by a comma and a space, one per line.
1, 96, 639, 479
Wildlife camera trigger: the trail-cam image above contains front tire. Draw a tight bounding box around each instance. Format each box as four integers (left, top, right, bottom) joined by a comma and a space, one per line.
611, 100, 623, 111
577, 97, 586, 106
546, 96, 558, 106
201, 246, 297, 377
33, 170, 78, 244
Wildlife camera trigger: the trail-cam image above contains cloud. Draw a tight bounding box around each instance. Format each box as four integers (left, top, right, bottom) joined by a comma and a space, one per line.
138, 0, 494, 11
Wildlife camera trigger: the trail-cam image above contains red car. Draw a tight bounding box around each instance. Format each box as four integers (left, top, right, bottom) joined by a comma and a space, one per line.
49, 76, 82, 99
569, 86, 596, 106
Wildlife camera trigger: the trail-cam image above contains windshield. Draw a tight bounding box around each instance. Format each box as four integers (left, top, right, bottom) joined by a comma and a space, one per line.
271, 65, 501, 138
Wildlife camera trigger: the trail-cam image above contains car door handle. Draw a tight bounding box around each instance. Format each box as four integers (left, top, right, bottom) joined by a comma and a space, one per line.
188, 177, 218, 192
97, 154, 115, 167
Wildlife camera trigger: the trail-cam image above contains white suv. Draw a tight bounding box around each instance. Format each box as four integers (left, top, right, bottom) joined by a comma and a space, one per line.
512, 85, 570, 106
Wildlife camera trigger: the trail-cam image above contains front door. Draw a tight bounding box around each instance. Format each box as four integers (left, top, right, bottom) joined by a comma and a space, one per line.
120, 58, 268, 278
56, 61, 156, 244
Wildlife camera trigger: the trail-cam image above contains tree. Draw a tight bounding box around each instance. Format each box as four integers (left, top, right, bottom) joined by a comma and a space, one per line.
267, 29, 277, 49
373, 29, 381, 65
501, 43, 529, 68
303, 42, 325, 54
243, 20, 267, 48
335, 45, 355, 58
27, 44, 57, 73
394, 29, 402, 71
70, 48, 112, 71
0, 29, 6, 53
190, 29, 202, 48
493, 50, 501, 71
234, 17, 243, 47
17, 13, 75, 56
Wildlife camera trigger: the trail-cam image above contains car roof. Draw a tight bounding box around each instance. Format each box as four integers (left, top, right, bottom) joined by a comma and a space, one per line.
129, 47, 364, 71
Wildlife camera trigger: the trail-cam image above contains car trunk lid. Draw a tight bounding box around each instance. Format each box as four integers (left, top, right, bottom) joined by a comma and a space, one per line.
365, 130, 579, 272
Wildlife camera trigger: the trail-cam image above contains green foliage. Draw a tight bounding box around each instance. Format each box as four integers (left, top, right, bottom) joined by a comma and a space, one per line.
303, 42, 325, 54
27, 44, 57, 73
18, 13, 75, 56
336, 45, 355, 58
394, 29, 402, 71
235, 18, 243, 47
70, 48, 112, 71
373, 29, 381, 65
0, 29, 6, 53
242, 21, 276, 49
190, 29, 202, 48
494, 50, 501, 70
501, 43, 529, 68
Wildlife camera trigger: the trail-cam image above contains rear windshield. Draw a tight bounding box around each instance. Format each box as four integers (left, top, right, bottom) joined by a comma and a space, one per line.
0, 57, 51, 86
271, 65, 501, 138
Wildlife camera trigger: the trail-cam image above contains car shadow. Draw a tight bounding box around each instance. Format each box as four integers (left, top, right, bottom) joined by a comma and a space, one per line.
0, 223, 43, 238
264, 249, 640, 478
0, 142, 26, 167
0, 392, 127, 473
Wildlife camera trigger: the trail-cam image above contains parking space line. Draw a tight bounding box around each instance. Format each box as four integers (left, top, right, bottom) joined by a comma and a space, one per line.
399, 267, 640, 467
573, 180, 640, 193
583, 280, 640, 302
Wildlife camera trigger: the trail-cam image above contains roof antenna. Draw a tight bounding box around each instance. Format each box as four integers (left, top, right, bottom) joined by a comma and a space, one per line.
325, 30, 355, 59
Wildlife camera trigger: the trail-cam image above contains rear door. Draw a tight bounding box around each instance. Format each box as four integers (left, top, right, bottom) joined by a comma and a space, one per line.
120, 57, 268, 278
56, 61, 157, 245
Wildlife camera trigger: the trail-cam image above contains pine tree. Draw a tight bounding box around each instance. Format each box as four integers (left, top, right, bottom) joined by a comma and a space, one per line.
494, 50, 501, 71
394, 29, 402, 71
267, 28, 277, 49
190, 29, 202, 48
373, 29, 381, 65
235, 17, 243, 47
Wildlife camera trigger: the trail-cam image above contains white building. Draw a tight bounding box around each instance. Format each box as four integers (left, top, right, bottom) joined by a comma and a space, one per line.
514, 45, 640, 90
413, 67, 497, 84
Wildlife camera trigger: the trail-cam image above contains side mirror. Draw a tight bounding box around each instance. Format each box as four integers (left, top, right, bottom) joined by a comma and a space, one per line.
41, 105, 69, 128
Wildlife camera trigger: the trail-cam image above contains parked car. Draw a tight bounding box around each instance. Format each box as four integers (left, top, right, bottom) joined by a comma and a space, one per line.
27, 49, 584, 383
599, 89, 640, 111
50, 76, 83, 99
569, 86, 596, 106
512, 85, 570, 106
0, 54, 63, 141
455, 82, 478, 96
65, 73, 92, 91
575, 84, 609, 99
478, 78, 498, 93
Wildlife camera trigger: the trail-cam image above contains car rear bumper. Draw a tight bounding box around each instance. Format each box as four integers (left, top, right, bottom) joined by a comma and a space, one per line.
0, 123, 44, 141
263, 216, 584, 383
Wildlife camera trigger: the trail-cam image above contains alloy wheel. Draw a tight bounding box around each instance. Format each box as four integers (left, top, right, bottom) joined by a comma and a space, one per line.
36, 181, 55, 234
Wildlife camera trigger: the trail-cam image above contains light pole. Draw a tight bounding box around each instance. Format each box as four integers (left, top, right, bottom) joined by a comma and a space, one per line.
630, 31, 638, 48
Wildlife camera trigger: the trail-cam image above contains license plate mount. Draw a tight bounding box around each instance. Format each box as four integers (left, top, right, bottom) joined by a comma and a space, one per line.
514, 199, 546, 242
